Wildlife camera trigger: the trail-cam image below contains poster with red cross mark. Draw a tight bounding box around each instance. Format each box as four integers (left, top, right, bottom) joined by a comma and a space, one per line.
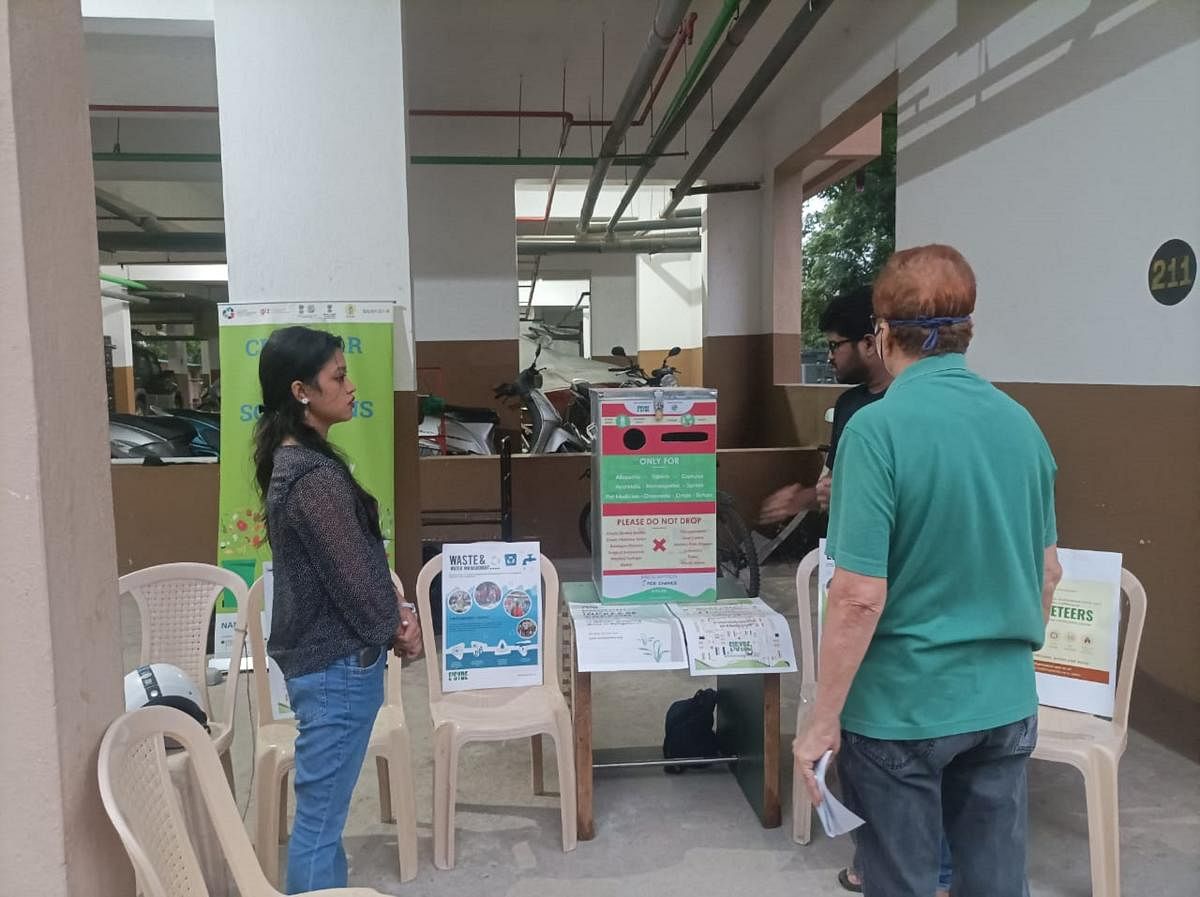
590, 388, 718, 603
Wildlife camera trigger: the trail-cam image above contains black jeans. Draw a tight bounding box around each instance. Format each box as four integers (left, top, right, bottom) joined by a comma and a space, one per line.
836, 715, 1038, 897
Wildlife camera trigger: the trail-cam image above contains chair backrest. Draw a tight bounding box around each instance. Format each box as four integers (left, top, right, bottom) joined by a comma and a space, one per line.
120, 562, 250, 730
244, 569, 407, 727
98, 706, 274, 897
415, 553, 561, 703
1112, 568, 1147, 732
243, 576, 278, 730
794, 549, 820, 698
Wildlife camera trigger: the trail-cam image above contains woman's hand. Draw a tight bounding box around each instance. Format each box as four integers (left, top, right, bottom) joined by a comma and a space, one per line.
392, 606, 423, 659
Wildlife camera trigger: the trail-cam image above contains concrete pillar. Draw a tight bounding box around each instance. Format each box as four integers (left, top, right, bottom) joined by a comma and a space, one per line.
213, 0, 420, 581
0, 2, 132, 895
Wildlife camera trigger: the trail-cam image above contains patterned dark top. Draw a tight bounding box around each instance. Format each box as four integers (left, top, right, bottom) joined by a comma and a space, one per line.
265, 444, 398, 679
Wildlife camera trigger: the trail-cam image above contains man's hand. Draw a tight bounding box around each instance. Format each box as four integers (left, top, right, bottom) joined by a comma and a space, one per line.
392, 606, 423, 659
759, 483, 816, 525
815, 474, 832, 511
793, 712, 841, 805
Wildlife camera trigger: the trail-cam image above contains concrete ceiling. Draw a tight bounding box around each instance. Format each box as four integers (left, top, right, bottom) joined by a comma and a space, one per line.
87, 1, 843, 267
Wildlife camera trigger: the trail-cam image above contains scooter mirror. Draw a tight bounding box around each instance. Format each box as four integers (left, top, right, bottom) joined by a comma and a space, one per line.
538, 334, 554, 349
611, 345, 627, 357
668, 346, 682, 357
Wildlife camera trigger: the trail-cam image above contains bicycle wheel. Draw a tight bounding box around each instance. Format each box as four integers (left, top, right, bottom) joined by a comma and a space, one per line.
716, 492, 760, 597
579, 502, 593, 553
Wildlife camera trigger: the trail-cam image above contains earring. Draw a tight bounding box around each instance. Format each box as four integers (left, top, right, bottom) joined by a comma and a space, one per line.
300, 397, 310, 406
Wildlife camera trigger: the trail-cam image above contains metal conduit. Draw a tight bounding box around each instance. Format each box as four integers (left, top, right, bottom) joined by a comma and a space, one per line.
604, 0, 773, 232
518, 233, 701, 255
663, 0, 836, 217
576, 0, 692, 234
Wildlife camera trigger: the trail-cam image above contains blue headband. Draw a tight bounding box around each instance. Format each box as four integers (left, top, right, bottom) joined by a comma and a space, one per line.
885, 315, 972, 350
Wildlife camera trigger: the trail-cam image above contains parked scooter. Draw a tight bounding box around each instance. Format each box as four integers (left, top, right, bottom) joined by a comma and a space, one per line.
419, 395, 499, 456
495, 338, 589, 453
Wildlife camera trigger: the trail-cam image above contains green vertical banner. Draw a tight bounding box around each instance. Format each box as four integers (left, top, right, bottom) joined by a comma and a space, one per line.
215, 301, 395, 655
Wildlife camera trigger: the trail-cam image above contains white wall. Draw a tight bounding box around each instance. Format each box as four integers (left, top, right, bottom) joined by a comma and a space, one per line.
101, 296, 132, 366
637, 252, 704, 350
706, 191, 763, 337
897, 0, 1200, 386
751, 0, 1199, 386
408, 166, 518, 342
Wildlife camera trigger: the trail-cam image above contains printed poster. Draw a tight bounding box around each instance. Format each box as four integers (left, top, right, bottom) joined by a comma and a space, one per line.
442, 541, 543, 692
592, 388, 718, 603
1034, 549, 1122, 717
567, 603, 688, 672
214, 301, 395, 655
668, 597, 797, 675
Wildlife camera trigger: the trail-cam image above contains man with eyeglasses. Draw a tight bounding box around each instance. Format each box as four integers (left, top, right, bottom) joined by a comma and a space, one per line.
760, 285, 891, 525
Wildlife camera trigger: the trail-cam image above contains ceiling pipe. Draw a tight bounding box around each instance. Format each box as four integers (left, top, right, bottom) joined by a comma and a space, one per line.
95, 188, 168, 233
659, 0, 740, 128
604, 0, 772, 233
685, 180, 762, 195
664, 0, 836, 217
100, 272, 149, 291
586, 215, 702, 234
576, 0, 693, 235
89, 104, 218, 114
635, 11, 697, 127
518, 233, 701, 255
409, 153, 685, 166
98, 233, 227, 253
101, 285, 150, 305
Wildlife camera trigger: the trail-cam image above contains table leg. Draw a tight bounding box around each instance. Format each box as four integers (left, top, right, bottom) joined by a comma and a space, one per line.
716, 672, 782, 828
574, 669, 594, 840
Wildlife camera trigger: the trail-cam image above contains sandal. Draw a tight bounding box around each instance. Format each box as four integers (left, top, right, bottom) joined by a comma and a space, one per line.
838, 868, 864, 893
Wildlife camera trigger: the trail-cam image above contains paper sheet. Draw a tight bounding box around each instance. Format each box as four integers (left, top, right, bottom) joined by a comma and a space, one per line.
668, 597, 797, 676
568, 603, 688, 672
814, 750, 865, 837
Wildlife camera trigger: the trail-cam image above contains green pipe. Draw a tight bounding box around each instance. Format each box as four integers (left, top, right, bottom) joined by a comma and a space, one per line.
659, 0, 740, 130
99, 272, 149, 291
409, 154, 672, 166
93, 152, 221, 163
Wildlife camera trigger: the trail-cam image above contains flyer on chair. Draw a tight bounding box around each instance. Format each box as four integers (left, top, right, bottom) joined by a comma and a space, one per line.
441, 541, 543, 692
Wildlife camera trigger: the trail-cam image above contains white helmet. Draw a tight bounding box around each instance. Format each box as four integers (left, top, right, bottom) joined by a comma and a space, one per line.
124, 663, 209, 730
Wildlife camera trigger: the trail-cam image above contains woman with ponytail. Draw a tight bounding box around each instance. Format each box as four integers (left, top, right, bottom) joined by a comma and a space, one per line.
254, 326, 421, 893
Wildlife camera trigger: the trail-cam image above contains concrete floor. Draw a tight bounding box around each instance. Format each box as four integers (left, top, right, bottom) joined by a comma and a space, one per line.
123, 563, 1200, 896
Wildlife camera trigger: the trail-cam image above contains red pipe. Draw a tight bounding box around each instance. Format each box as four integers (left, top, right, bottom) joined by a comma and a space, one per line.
89, 104, 218, 114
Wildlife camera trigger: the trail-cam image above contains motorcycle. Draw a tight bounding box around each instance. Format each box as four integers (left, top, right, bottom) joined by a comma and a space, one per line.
494, 337, 589, 454
562, 345, 683, 449
419, 395, 499, 456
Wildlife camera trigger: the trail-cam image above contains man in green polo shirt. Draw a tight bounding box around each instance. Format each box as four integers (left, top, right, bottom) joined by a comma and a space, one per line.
793, 244, 1061, 897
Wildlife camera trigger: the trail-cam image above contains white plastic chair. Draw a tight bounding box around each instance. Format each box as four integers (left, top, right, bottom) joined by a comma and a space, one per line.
791, 548, 821, 845
119, 562, 250, 788
245, 573, 418, 886
99, 705, 388, 897
416, 553, 576, 870
1032, 568, 1147, 897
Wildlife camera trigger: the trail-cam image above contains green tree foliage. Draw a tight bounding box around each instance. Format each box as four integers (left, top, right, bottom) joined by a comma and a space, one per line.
801, 109, 897, 346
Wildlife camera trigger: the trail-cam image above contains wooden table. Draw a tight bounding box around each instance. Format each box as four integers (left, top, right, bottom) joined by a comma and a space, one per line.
561, 582, 782, 841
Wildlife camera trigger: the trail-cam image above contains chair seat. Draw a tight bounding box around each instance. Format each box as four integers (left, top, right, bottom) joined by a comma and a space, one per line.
256, 721, 299, 761
431, 685, 566, 739
1033, 706, 1125, 766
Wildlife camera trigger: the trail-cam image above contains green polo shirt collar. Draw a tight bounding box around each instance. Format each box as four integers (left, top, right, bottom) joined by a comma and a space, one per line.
890, 352, 967, 389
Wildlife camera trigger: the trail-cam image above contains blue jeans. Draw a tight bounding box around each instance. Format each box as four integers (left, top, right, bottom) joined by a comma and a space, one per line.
284, 650, 385, 894
837, 715, 1038, 897
852, 835, 952, 891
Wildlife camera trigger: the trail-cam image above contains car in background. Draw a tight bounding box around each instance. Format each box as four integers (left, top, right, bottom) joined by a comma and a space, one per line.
109, 413, 199, 460
167, 408, 221, 455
